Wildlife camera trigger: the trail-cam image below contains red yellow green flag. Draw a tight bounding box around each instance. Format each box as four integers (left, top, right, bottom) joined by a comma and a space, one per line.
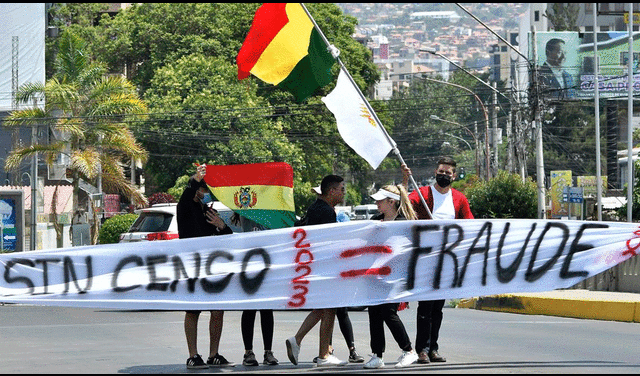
236, 3, 335, 102
203, 162, 295, 229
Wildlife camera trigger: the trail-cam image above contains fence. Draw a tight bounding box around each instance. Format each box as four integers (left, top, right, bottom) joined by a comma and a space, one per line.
571, 254, 640, 293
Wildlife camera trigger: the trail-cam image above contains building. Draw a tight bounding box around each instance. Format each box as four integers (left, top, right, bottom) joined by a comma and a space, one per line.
409, 11, 461, 23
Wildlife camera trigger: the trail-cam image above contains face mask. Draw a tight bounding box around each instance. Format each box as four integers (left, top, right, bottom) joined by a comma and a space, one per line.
435, 173, 452, 188
201, 193, 213, 204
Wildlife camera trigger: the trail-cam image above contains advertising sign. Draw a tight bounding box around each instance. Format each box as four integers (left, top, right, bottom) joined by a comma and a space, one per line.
0, 190, 24, 252
550, 170, 572, 218
531, 31, 640, 100
577, 175, 607, 197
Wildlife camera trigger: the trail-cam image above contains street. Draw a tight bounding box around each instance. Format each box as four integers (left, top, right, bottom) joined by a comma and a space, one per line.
0, 303, 638, 374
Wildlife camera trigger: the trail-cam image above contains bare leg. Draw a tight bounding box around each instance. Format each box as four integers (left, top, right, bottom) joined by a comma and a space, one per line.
208, 310, 224, 358
318, 308, 336, 358
184, 311, 200, 357
294, 309, 323, 345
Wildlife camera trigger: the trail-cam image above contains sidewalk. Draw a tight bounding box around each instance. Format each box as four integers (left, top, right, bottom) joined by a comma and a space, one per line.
456, 289, 640, 323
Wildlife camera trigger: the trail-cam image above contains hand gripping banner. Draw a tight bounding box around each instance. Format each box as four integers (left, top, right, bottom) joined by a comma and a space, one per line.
0, 219, 638, 310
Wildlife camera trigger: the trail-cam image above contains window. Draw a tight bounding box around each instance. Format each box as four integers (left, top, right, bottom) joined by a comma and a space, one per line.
534, 10, 539, 22
615, 3, 625, 12
585, 3, 592, 12
501, 46, 507, 52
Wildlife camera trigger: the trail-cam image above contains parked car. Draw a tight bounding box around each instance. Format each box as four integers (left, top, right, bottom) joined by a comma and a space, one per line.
353, 204, 379, 220
119, 202, 242, 243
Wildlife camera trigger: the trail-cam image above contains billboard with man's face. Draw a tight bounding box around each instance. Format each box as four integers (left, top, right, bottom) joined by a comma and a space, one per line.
530, 31, 640, 100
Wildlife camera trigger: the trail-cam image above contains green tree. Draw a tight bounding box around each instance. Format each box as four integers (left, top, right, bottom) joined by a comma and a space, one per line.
2, 31, 148, 245
539, 101, 601, 177
141, 53, 300, 192
55, 3, 383, 209
388, 71, 487, 181
466, 170, 538, 219
545, 3, 580, 32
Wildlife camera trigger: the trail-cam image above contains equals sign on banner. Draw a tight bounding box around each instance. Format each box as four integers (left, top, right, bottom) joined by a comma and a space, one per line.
339, 245, 393, 278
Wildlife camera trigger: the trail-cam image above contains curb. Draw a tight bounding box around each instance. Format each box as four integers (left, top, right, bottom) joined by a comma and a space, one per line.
456, 293, 640, 323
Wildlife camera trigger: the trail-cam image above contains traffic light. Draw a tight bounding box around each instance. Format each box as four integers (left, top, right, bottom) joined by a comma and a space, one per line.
458, 167, 465, 180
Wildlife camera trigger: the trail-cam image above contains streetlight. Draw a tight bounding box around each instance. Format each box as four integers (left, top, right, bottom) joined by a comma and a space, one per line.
450, 3, 546, 219
431, 115, 479, 178
421, 75, 490, 180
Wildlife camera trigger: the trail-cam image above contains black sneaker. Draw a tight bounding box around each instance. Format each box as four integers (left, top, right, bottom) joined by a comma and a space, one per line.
207, 353, 236, 367
349, 350, 364, 363
243, 351, 259, 366
263, 350, 279, 365
186, 354, 208, 369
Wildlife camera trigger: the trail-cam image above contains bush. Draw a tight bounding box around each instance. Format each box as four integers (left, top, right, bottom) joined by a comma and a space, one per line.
466, 170, 537, 219
98, 213, 138, 244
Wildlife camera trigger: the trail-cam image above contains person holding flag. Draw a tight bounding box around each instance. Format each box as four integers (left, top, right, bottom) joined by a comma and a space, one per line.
203, 161, 297, 366
177, 164, 234, 369
402, 157, 473, 365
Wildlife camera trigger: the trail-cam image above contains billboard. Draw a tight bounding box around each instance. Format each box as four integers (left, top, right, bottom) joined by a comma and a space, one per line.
531, 31, 640, 100
0, 4, 46, 112
0, 190, 24, 252
549, 170, 572, 218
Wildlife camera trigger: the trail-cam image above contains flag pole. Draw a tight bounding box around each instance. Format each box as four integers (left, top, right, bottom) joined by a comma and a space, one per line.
300, 3, 433, 218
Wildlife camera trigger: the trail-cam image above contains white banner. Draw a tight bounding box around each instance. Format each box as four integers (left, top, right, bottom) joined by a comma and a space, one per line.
0, 219, 638, 310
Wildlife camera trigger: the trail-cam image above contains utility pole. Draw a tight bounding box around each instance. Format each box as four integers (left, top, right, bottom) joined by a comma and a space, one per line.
11, 36, 19, 186
492, 81, 499, 176
532, 26, 546, 219
627, 2, 634, 222
593, 3, 602, 221
30, 94, 39, 250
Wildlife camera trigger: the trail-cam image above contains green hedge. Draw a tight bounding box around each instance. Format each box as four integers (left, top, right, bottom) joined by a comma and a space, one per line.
98, 213, 139, 244
466, 170, 537, 219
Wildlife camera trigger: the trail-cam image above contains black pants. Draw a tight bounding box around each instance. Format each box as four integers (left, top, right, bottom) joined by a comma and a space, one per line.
415, 299, 445, 353
334, 307, 355, 350
241, 310, 274, 351
368, 303, 412, 357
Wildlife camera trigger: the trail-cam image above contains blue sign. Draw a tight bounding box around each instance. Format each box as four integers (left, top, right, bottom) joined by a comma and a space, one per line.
0, 198, 17, 251
562, 187, 584, 204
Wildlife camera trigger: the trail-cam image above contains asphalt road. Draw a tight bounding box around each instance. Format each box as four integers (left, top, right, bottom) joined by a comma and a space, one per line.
0, 303, 639, 374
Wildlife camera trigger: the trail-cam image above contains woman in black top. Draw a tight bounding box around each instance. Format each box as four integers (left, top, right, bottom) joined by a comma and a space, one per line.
364, 185, 419, 369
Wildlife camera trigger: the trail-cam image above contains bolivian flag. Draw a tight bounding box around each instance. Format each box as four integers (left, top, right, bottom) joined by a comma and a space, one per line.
237, 3, 335, 102
204, 162, 296, 229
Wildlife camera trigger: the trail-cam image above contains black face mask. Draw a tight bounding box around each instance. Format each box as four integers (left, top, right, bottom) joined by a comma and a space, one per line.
435, 173, 452, 188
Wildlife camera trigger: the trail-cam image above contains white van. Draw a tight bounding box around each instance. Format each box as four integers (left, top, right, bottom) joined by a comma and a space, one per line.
353, 204, 379, 220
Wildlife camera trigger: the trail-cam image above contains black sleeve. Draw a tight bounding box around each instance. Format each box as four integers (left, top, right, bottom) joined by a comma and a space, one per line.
216, 224, 233, 235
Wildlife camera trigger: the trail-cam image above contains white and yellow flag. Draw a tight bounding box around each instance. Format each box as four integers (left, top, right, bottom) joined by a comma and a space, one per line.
322, 69, 393, 169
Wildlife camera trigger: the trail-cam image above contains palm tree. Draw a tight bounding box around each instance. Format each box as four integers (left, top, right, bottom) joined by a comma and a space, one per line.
2, 31, 148, 245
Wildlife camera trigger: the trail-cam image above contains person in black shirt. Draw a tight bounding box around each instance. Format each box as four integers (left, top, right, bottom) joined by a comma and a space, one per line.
285, 175, 351, 367
364, 185, 419, 369
177, 164, 234, 369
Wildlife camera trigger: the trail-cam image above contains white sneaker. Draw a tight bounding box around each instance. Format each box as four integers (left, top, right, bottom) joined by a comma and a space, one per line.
395, 350, 418, 368
364, 355, 385, 369
285, 337, 300, 365
316, 354, 348, 367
